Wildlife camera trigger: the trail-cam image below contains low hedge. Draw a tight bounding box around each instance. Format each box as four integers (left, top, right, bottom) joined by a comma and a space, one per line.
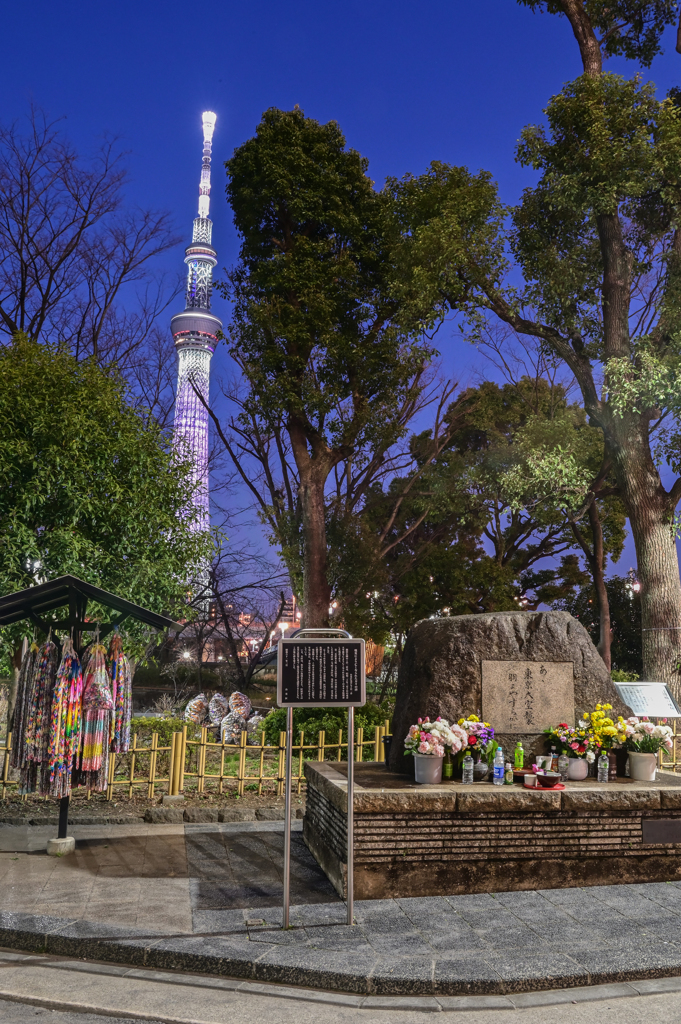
262, 703, 393, 756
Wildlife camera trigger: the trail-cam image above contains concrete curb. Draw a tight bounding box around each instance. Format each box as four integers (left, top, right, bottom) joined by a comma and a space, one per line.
3, 909, 681, 998
2, 949, 681, 1017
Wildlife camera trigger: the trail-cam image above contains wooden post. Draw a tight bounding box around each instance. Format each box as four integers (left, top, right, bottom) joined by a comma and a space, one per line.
258, 732, 265, 796
317, 729, 325, 762
148, 732, 158, 799
356, 726, 363, 762
128, 733, 138, 798
197, 727, 207, 794
337, 728, 343, 762
180, 725, 187, 793
373, 726, 381, 762
169, 732, 180, 796
238, 729, 247, 796
106, 751, 116, 801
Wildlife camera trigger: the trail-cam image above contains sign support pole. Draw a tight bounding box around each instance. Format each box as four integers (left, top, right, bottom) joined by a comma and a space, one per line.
347, 705, 354, 926
283, 705, 293, 929
277, 628, 363, 931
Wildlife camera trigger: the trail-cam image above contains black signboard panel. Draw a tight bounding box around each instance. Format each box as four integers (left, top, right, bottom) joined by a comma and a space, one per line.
277, 638, 366, 707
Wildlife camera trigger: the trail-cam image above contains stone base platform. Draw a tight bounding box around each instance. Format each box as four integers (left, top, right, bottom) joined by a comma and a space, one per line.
303, 762, 681, 900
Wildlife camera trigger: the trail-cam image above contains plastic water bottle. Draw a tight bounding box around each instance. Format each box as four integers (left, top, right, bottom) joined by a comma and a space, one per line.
598, 753, 609, 783
462, 754, 474, 784
493, 747, 504, 786
558, 753, 569, 781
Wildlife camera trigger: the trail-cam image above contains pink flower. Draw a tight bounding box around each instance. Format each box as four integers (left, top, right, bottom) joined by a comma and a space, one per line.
570, 742, 579, 750
418, 741, 429, 754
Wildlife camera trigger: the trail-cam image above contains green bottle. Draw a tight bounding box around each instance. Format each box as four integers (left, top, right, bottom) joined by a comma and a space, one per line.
514, 741, 524, 769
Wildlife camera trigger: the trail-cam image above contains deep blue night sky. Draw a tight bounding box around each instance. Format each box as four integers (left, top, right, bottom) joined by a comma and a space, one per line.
5, 0, 681, 571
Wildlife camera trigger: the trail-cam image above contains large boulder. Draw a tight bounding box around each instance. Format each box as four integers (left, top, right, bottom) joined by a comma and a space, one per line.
389, 610, 631, 771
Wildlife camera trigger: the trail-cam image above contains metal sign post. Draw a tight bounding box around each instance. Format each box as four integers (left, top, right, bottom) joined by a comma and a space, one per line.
278, 628, 365, 929
282, 706, 293, 928
347, 704, 354, 926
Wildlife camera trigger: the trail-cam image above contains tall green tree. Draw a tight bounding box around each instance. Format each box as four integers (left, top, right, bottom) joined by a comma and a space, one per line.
0, 335, 212, 660
342, 377, 624, 655
219, 108, 455, 626
383, 3, 681, 690
556, 575, 643, 677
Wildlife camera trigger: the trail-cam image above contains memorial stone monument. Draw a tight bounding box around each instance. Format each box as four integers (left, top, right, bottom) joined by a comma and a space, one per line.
389, 610, 632, 770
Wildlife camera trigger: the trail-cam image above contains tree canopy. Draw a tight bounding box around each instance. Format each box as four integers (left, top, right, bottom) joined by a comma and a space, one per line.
0, 335, 212, 662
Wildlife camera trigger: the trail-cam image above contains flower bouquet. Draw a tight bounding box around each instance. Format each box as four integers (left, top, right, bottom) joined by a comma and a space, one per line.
623, 716, 673, 782
458, 714, 497, 767
584, 703, 627, 754
544, 721, 593, 758
544, 720, 595, 780
404, 717, 467, 784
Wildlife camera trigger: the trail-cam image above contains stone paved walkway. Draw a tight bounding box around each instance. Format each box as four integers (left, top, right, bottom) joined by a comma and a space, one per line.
4, 821, 681, 995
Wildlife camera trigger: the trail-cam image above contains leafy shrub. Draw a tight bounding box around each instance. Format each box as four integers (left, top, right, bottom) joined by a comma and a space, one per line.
262, 703, 392, 758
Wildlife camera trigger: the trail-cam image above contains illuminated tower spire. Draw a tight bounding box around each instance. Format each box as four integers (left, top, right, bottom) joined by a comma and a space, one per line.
171, 111, 222, 532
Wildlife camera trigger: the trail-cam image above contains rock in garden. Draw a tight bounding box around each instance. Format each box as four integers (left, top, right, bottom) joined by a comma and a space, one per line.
255, 807, 285, 820
218, 808, 257, 822
389, 610, 632, 769
143, 807, 184, 824
183, 806, 219, 823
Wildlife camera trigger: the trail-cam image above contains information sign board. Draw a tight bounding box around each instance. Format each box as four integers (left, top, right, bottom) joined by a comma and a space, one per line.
277, 638, 366, 707
614, 681, 681, 718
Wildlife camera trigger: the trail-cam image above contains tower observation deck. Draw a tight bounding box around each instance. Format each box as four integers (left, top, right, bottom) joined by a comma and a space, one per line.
171, 111, 222, 532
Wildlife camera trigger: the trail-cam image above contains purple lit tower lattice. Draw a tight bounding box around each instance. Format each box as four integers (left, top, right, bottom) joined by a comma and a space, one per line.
171, 111, 222, 532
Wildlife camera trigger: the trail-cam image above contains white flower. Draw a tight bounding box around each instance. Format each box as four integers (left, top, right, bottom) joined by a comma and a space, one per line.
586, 750, 595, 763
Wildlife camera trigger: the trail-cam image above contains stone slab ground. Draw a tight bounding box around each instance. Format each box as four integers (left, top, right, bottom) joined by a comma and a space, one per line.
3, 819, 681, 996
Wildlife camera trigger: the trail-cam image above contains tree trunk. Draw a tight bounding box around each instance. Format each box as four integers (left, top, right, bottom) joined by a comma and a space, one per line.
587, 501, 611, 671
609, 423, 681, 692
569, 501, 611, 670
299, 465, 331, 628
560, 0, 603, 76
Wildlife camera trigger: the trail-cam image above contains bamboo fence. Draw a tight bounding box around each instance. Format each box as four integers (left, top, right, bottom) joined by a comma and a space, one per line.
0, 720, 392, 801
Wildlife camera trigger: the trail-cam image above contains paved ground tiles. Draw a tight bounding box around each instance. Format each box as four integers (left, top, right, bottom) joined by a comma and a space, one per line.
3, 821, 681, 994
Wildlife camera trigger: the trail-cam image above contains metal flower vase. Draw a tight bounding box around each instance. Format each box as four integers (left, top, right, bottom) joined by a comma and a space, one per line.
413, 753, 443, 785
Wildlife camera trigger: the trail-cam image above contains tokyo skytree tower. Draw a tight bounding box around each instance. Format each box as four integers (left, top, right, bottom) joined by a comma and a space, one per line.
171, 111, 222, 532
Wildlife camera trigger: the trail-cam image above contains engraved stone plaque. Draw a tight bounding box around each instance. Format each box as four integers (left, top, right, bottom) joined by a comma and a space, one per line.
481, 661, 575, 734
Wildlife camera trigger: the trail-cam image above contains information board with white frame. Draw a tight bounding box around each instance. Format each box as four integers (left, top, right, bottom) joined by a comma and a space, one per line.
277, 629, 365, 931
613, 681, 681, 719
